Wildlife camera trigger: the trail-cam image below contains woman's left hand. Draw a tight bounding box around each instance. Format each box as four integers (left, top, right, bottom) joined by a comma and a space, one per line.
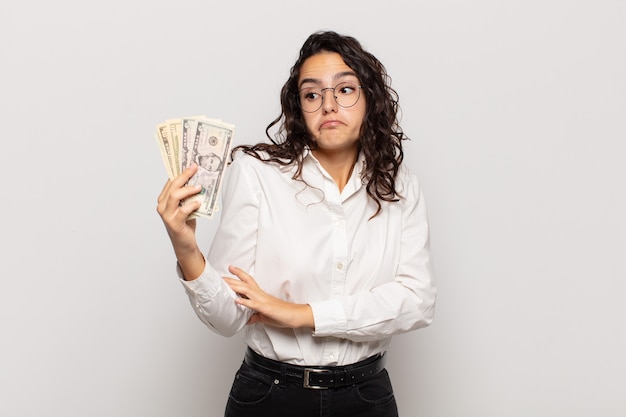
223, 266, 314, 329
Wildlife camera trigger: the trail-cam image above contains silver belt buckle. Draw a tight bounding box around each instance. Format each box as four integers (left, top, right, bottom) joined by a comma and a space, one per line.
303, 368, 330, 389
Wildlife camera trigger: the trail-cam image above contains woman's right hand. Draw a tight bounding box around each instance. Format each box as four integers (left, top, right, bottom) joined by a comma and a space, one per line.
156, 163, 206, 280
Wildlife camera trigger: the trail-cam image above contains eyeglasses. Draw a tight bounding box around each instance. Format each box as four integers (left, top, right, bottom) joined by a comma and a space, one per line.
298, 81, 362, 113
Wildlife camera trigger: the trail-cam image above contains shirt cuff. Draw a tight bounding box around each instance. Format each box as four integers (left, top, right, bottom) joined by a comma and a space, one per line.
176, 262, 222, 301
309, 299, 347, 337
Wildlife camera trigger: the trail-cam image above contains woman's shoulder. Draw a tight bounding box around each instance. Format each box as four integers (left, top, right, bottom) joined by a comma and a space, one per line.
228, 149, 296, 176
230, 151, 267, 167
395, 162, 423, 200
396, 162, 419, 184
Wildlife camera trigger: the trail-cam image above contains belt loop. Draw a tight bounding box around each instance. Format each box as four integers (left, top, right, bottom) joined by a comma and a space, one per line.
279, 363, 287, 388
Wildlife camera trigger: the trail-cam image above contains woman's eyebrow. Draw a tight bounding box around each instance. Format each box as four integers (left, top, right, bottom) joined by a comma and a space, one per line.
299, 77, 321, 87
299, 71, 358, 88
334, 70, 358, 80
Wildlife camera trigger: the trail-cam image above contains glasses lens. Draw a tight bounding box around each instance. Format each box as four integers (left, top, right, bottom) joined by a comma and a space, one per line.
334, 82, 361, 108
299, 88, 321, 113
298, 82, 362, 112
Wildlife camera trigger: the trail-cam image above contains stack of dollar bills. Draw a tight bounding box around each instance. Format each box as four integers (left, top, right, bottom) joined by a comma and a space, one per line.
155, 116, 235, 218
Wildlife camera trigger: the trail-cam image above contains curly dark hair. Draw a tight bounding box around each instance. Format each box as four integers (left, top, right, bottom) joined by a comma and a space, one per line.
233, 30, 406, 217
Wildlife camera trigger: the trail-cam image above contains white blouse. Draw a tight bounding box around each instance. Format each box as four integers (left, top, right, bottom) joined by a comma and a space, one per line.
180, 149, 436, 366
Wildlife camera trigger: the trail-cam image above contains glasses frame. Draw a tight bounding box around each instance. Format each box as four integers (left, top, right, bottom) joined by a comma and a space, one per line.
298, 82, 363, 113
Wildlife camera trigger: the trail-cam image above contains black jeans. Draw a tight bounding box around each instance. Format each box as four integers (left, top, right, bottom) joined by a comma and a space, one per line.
224, 360, 398, 417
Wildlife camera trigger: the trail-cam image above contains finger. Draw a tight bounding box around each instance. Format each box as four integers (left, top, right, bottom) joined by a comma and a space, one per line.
157, 180, 176, 216
223, 276, 241, 288
234, 296, 255, 311
157, 164, 200, 216
223, 277, 248, 296
172, 163, 199, 187
160, 200, 200, 232
228, 266, 257, 286
157, 179, 173, 204
158, 164, 198, 203
163, 184, 202, 219
159, 199, 202, 241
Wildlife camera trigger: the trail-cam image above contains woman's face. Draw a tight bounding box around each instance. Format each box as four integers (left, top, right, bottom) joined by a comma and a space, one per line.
298, 51, 366, 160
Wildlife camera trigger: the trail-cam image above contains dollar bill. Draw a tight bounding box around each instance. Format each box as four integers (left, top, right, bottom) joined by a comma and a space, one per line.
165, 118, 182, 176
180, 117, 200, 172
156, 123, 176, 179
185, 119, 234, 218
155, 116, 235, 219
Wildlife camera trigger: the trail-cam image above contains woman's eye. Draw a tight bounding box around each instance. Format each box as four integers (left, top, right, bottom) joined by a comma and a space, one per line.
338, 84, 356, 94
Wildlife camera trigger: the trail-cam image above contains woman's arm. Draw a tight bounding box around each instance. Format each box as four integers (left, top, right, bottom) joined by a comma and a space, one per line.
157, 161, 257, 336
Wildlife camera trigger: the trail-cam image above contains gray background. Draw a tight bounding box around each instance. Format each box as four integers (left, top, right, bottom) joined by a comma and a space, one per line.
1, 1, 624, 416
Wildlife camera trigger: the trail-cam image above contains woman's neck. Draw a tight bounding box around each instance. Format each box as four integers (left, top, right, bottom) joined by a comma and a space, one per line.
312, 147, 358, 192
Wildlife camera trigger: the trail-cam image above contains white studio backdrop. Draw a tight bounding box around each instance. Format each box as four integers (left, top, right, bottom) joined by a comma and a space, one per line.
1, 1, 624, 416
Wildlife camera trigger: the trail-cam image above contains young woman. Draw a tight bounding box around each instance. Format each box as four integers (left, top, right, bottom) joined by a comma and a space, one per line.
157, 30, 436, 417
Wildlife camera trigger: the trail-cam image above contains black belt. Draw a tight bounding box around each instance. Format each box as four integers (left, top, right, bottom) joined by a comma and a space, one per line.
243, 347, 387, 389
